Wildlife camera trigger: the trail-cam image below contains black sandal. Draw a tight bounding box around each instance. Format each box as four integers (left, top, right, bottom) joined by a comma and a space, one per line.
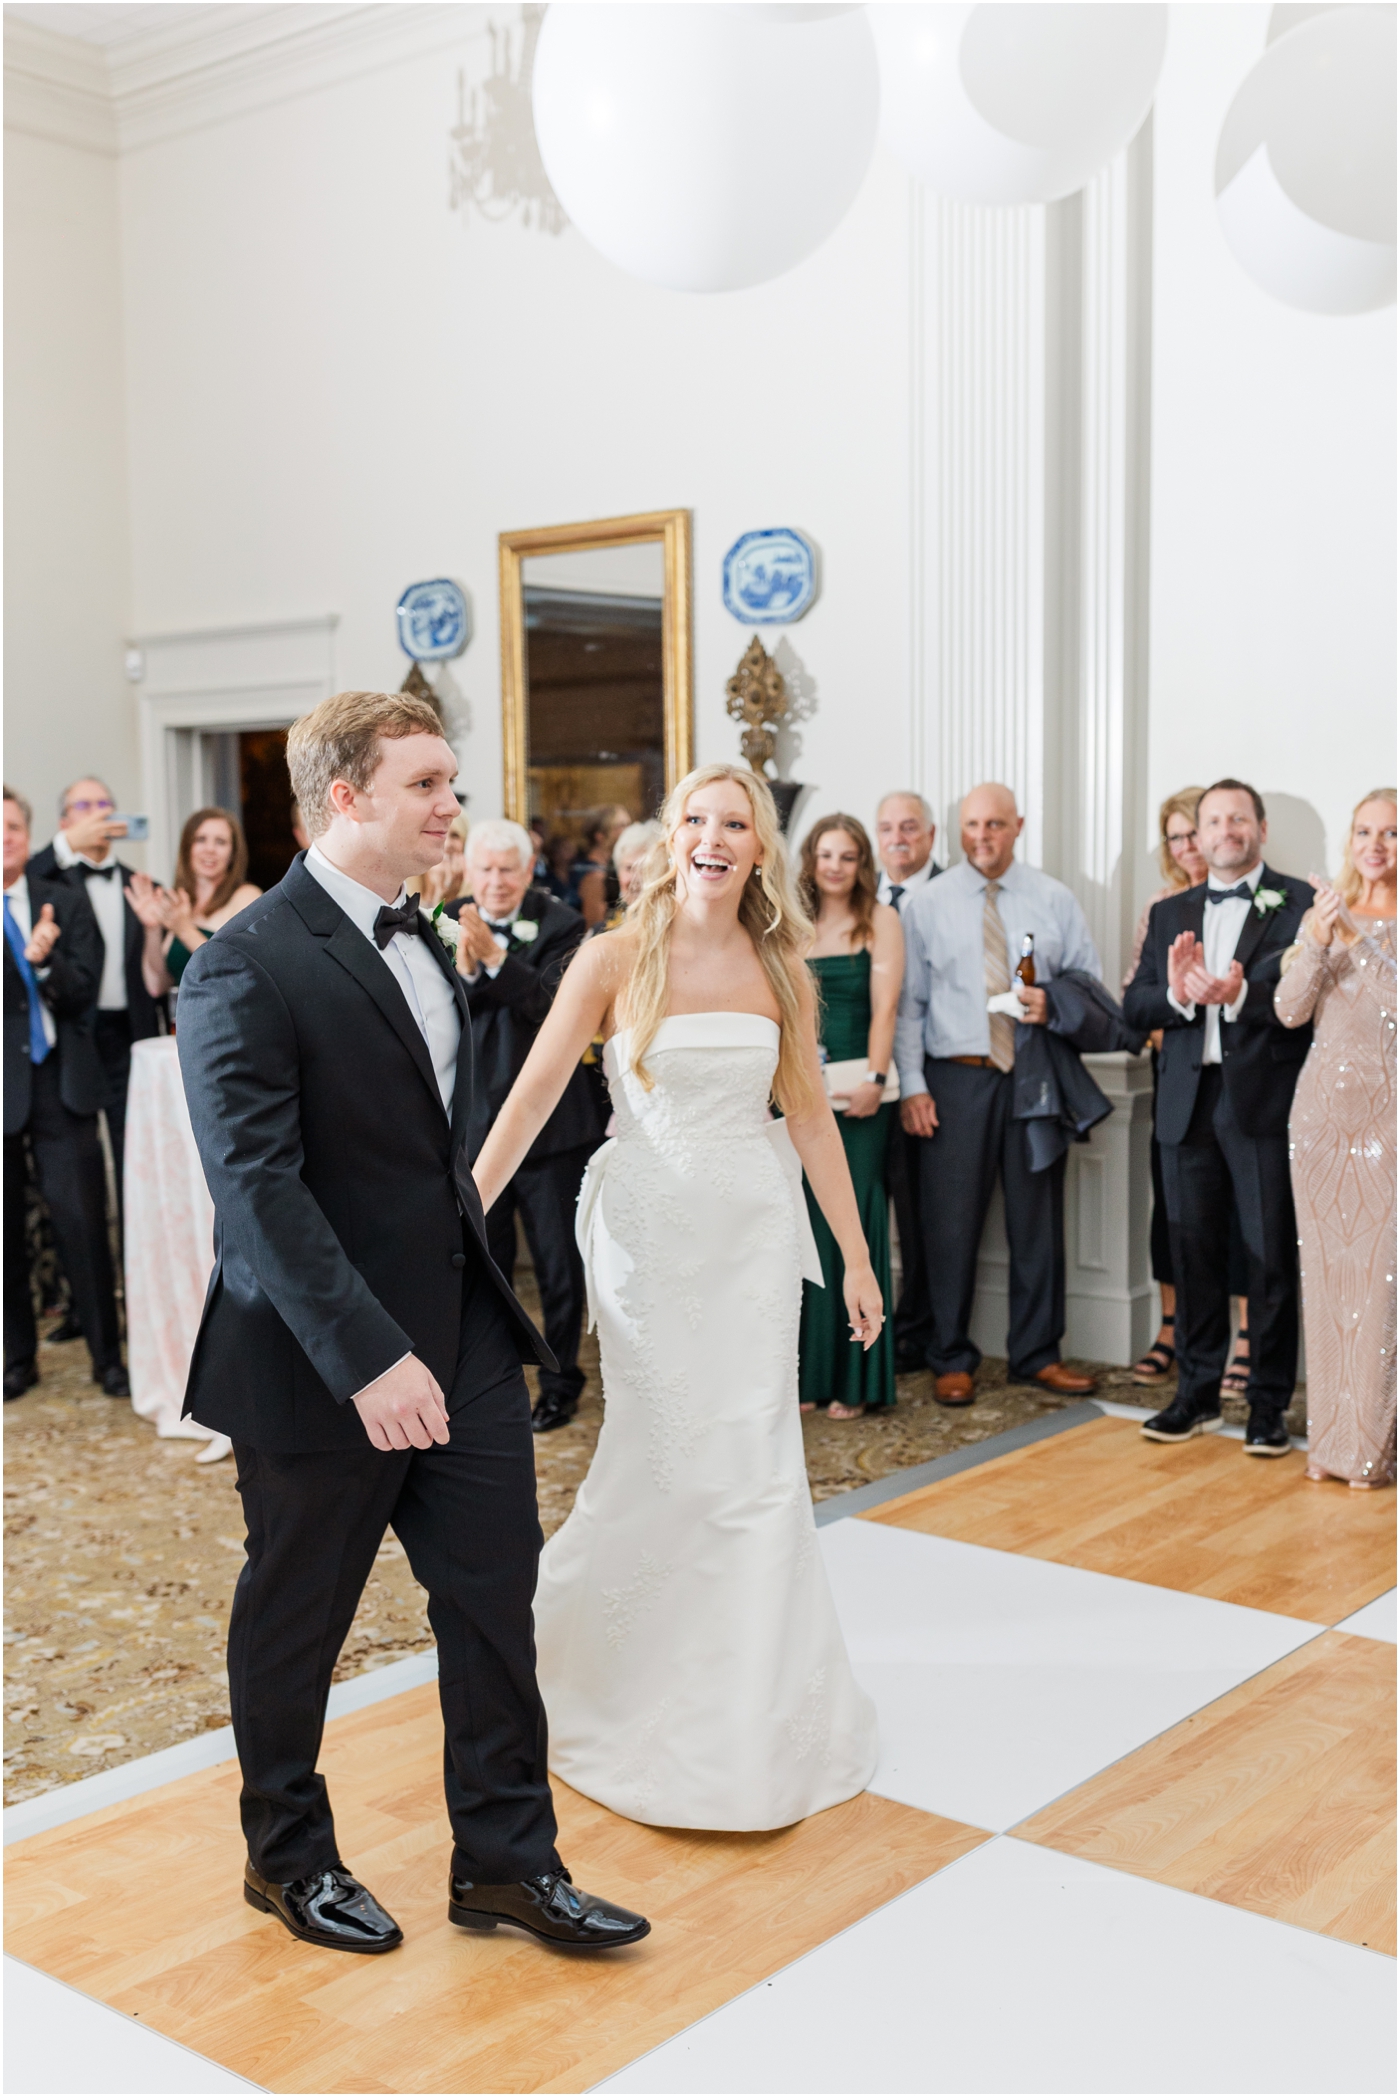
1131, 1315, 1176, 1386
1221, 1340, 1251, 1399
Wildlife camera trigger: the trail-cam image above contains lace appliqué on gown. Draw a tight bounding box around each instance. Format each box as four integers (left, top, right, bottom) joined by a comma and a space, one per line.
534, 1012, 878, 1831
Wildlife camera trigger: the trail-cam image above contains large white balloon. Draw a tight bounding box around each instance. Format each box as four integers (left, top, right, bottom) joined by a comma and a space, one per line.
531, 4, 879, 293
1215, 6, 1396, 316
871, 3, 1168, 207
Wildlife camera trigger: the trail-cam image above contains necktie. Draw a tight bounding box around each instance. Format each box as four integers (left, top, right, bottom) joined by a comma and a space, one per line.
372, 900, 422, 949
75, 861, 116, 881
3, 896, 52, 1065
887, 885, 905, 907
1206, 882, 1253, 904
982, 880, 1015, 1073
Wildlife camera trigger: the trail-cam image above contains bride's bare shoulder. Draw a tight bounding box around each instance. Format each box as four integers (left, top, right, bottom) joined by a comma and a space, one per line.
568, 924, 637, 990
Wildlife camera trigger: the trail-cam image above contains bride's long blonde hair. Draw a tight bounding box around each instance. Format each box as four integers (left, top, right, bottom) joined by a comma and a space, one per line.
619, 763, 817, 1114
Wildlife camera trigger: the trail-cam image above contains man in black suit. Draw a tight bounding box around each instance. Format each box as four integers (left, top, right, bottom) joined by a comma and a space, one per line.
30, 776, 166, 1220
874, 792, 943, 1373
447, 819, 600, 1435
176, 690, 645, 1959
1124, 779, 1312, 1455
3, 788, 128, 1399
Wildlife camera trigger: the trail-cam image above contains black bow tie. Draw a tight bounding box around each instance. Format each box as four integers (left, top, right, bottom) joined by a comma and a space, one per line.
485, 920, 512, 938
75, 861, 116, 880
1206, 882, 1254, 905
372, 899, 422, 949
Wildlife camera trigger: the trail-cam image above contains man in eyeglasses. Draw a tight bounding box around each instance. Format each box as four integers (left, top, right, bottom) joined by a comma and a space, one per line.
30, 778, 166, 1224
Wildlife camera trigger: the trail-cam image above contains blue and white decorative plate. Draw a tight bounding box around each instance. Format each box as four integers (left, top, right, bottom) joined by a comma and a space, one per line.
396, 578, 471, 661
721, 529, 817, 625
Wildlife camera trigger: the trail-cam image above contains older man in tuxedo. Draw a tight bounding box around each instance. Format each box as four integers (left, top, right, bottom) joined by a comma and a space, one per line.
447, 820, 601, 1434
4, 788, 128, 1399
1125, 779, 1312, 1455
30, 776, 166, 1221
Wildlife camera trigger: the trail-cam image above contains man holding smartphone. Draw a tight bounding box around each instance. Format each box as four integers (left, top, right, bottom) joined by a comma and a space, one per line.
30, 778, 165, 1226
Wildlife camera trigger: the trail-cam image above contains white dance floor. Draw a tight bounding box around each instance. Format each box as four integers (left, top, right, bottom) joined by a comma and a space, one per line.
5, 1508, 1394, 2095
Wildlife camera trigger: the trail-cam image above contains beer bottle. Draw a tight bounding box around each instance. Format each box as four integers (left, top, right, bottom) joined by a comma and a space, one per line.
1016, 933, 1036, 987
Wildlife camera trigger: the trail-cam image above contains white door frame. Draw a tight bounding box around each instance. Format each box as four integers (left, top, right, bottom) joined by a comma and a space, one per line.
131, 616, 337, 879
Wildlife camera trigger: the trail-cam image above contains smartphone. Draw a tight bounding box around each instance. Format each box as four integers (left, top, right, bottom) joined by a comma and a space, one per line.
111, 814, 150, 842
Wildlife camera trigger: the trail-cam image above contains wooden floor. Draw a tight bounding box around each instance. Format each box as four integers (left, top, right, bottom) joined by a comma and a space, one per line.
862, 1415, 1397, 1622
4, 1683, 987, 2095
1016, 1630, 1397, 1955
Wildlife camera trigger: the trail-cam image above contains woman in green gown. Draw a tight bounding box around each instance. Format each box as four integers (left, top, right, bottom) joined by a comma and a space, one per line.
797, 814, 904, 1416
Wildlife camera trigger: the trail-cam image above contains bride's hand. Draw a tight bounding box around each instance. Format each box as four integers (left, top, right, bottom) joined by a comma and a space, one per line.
844, 1263, 884, 1352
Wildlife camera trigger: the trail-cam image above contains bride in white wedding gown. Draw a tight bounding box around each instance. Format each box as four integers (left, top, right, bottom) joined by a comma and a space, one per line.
473, 765, 880, 1831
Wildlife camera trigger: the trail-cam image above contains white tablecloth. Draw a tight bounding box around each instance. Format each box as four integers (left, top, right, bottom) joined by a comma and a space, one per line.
123, 1037, 219, 1442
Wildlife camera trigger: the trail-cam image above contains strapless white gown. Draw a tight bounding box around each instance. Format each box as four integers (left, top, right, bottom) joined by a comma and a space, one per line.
534, 1012, 878, 1831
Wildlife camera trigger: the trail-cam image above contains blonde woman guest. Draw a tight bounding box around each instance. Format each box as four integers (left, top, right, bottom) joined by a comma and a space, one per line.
1276, 791, 1397, 1487
414, 811, 469, 909
126, 808, 261, 996
475, 763, 880, 1832
590, 819, 664, 937
797, 815, 903, 1418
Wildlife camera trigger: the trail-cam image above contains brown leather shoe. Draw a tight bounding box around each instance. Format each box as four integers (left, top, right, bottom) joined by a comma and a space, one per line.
1032, 1363, 1098, 1396
934, 1372, 975, 1406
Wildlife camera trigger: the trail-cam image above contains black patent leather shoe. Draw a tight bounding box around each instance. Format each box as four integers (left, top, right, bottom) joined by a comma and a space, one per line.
244, 1861, 403, 1953
98, 1364, 131, 1398
449, 1867, 649, 1948
531, 1391, 578, 1435
1140, 1394, 1222, 1443
1243, 1410, 1292, 1457
4, 1361, 38, 1401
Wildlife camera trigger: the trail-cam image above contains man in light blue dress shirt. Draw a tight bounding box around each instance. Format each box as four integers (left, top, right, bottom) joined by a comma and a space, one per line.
894, 784, 1103, 1406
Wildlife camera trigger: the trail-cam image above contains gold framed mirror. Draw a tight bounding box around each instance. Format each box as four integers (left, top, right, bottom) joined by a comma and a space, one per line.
498, 509, 692, 830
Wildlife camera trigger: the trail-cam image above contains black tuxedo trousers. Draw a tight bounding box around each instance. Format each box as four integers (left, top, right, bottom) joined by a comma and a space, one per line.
1160, 1066, 1299, 1418
230, 1254, 561, 1886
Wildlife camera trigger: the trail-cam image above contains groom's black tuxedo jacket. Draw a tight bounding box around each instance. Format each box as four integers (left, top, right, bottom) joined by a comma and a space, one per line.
176, 854, 551, 1452
1123, 864, 1313, 1147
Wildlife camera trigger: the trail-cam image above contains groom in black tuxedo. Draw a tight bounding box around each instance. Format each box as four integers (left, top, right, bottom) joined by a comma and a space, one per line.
177, 689, 647, 1957
1124, 779, 1312, 1456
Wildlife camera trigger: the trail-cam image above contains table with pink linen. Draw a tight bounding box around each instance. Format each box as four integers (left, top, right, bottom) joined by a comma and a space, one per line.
123, 1036, 227, 1456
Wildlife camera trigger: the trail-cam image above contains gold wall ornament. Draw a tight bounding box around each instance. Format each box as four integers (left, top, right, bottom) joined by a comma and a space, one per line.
725, 634, 789, 774
498, 509, 694, 825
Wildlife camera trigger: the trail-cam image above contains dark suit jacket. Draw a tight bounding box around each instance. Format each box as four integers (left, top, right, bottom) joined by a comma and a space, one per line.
1123, 866, 1313, 1145
445, 887, 600, 1164
28, 844, 166, 1041
176, 855, 551, 1452
3, 874, 105, 1134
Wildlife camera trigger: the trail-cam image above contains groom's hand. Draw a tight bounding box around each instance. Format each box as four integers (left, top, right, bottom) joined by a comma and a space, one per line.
353, 1355, 450, 1451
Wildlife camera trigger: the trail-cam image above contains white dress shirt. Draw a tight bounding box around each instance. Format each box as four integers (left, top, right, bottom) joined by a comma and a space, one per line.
305, 844, 460, 1112
1168, 860, 1260, 1065
895, 858, 1102, 1091
877, 856, 939, 909
3, 875, 58, 1048
52, 829, 126, 1010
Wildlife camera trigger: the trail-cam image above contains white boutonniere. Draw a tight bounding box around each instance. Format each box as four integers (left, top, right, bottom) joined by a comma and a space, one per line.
1254, 888, 1287, 917
512, 919, 539, 943
430, 902, 461, 954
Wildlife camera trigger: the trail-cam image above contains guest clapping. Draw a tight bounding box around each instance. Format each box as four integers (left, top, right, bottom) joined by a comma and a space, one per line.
797, 815, 903, 1418
447, 821, 600, 1434
894, 784, 1102, 1405
1276, 791, 1397, 1488
1125, 780, 1312, 1455
128, 807, 261, 995
3, 788, 127, 1399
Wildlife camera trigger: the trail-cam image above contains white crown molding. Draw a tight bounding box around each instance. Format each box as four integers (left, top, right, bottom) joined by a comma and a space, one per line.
5, 2, 488, 156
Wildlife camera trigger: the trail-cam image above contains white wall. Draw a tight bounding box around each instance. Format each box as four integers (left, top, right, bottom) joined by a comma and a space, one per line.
116, 16, 913, 862
1148, 2, 1396, 889
4, 124, 136, 850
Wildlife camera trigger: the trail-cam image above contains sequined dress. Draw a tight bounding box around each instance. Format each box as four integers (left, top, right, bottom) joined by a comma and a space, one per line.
1275, 919, 1396, 1483
533, 1012, 879, 1829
